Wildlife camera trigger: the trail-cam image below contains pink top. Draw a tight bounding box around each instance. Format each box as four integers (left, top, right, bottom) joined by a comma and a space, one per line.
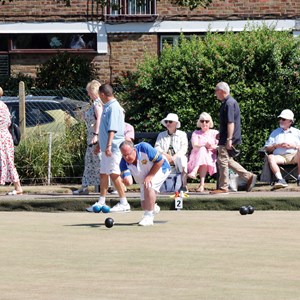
188, 129, 219, 176
125, 122, 135, 141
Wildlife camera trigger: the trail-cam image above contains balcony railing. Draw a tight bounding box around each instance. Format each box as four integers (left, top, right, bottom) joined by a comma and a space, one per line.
108, 0, 155, 15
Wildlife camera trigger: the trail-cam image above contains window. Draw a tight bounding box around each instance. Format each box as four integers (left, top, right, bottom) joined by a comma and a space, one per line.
160, 34, 203, 51
26, 107, 55, 127
0, 33, 97, 53
7, 104, 54, 127
0, 36, 9, 51
106, 0, 156, 15
160, 35, 191, 51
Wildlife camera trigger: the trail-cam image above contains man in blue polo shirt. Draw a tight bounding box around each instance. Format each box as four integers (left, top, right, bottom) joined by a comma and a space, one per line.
119, 140, 171, 226
210, 82, 257, 194
86, 84, 130, 212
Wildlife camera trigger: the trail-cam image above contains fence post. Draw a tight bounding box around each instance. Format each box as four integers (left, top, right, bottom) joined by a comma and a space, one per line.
48, 132, 53, 185
18, 81, 26, 139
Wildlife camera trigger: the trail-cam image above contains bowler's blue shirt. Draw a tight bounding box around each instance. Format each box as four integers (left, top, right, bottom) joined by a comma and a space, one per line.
120, 142, 170, 184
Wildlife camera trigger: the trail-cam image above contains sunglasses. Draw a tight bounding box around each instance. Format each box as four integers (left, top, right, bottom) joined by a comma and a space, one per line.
279, 118, 289, 121
200, 120, 210, 123
165, 120, 173, 124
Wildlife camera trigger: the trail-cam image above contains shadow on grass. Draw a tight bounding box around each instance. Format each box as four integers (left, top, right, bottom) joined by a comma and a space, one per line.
65, 220, 168, 228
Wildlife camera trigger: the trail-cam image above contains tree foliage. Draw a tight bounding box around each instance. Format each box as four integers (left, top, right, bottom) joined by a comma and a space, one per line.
171, 0, 214, 10
116, 25, 300, 172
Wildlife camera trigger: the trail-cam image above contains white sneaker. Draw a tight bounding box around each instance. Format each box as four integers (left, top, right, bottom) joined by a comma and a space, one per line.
138, 215, 154, 226
86, 202, 101, 212
110, 202, 131, 212
154, 203, 160, 215
73, 188, 89, 195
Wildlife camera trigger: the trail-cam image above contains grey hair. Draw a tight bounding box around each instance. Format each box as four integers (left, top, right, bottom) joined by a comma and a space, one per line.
119, 139, 134, 150
216, 82, 230, 94
197, 112, 214, 128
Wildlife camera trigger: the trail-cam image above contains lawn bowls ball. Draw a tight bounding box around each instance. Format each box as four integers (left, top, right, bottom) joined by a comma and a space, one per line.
239, 206, 249, 215
93, 205, 102, 213
105, 217, 114, 228
101, 206, 110, 213
247, 205, 255, 214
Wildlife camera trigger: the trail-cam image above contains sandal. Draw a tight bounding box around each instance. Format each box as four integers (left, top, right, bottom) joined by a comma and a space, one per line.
7, 190, 23, 196
196, 185, 204, 192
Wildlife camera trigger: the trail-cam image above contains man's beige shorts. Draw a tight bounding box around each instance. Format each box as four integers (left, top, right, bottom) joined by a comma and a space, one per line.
274, 153, 298, 165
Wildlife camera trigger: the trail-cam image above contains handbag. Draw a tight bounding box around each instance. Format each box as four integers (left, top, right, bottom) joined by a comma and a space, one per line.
9, 122, 21, 146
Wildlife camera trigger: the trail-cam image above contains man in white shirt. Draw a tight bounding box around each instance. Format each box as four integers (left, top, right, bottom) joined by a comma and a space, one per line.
264, 109, 300, 189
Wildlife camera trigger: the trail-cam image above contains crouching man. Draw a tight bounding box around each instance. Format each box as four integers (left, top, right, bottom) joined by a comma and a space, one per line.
119, 140, 171, 226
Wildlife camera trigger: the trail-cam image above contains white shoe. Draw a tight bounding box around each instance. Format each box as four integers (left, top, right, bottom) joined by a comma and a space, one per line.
73, 188, 89, 195
138, 214, 154, 226
110, 202, 131, 212
7, 190, 23, 196
86, 202, 101, 212
154, 203, 160, 215
109, 190, 118, 195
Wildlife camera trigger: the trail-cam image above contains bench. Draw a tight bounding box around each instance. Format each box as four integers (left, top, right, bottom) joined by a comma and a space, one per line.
134, 132, 192, 147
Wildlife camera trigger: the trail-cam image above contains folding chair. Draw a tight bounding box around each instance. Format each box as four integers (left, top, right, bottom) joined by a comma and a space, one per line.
259, 149, 298, 185
278, 164, 298, 182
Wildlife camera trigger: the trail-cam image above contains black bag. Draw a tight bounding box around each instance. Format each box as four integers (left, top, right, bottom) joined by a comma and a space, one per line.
9, 122, 21, 146
228, 145, 241, 158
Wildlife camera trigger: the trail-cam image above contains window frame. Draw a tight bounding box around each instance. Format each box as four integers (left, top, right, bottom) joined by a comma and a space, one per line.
0, 33, 98, 54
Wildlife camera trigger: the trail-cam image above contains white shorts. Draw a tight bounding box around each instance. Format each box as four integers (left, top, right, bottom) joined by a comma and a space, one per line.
100, 151, 122, 175
140, 168, 171, 201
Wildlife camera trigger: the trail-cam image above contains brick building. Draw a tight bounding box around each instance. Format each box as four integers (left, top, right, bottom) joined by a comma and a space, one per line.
0, 0, 299, 83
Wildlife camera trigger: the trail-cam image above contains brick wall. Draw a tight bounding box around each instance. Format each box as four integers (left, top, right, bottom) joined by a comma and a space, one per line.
158, 0, 300, 20
0, 0, 88, 22
108, 34, 158, 82
1, 0, 299, 21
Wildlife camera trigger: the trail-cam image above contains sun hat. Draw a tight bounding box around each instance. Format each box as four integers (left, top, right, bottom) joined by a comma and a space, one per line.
161, 113, 181, 128
278, 109, 294, 121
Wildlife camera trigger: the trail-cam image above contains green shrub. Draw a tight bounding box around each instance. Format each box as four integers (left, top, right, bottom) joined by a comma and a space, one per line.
116, 25, 300, 173
35, 52, 96, 89
15, 121, 86, 183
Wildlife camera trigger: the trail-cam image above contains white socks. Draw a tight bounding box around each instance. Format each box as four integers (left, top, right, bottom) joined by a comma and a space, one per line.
98, 196, 106, 206
144, 210, 154, 217
98, 197, 128, 206
120, 198, 128, 205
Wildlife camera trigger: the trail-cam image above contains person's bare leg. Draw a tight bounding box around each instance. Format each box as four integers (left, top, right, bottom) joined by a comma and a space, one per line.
100, 174, 109, 197
110, 173, 126, 198
267, 154, 283, 175
197, 165, 207, 192
141, 187, 156, 211
13, 181, 23, 193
